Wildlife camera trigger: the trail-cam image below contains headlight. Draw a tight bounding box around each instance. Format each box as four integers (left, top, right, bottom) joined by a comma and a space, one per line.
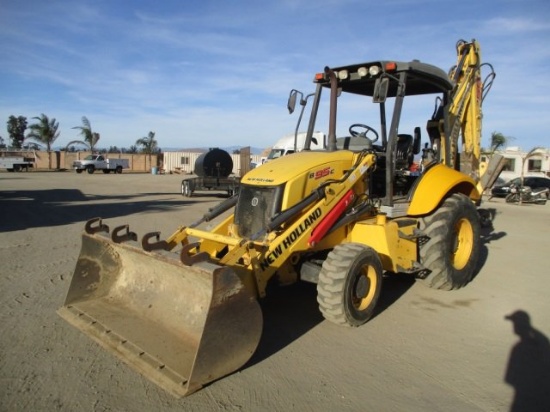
368, 66, 380, 76
338, 70, 349, 80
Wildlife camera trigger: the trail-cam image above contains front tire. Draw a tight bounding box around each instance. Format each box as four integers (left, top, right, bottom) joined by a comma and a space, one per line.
418, 193, 481, 290
317, 243, 383, 327
86, 166, 95, 174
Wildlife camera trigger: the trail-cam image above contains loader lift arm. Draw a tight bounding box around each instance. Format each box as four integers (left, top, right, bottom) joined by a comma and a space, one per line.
171, 150, 378, 298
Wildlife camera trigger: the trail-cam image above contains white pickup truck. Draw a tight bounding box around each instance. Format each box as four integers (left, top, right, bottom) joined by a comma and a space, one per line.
73, 155, 129, 174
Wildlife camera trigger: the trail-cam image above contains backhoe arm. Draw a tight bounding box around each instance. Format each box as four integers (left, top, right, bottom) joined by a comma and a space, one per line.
440, 39, 497, 192
446, 40, 482, 177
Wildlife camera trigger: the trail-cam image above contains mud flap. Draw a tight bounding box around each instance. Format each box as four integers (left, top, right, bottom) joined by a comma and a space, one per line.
58, 232, 263, 397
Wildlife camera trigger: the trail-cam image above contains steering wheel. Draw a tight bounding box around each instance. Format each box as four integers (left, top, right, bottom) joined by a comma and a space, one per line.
349, 123, 379, 142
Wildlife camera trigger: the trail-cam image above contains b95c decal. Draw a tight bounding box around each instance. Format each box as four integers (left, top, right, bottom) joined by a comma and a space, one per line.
309, 167, 333, 180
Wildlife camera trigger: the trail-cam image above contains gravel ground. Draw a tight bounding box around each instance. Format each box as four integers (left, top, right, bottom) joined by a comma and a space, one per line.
1, 171, 549, 412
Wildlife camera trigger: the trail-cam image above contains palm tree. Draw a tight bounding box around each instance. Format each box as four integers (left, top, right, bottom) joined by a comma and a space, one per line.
136, 131, 159, 169
68, 116, 100, 153
26, 113, 60, 169
489, 131, 513, 153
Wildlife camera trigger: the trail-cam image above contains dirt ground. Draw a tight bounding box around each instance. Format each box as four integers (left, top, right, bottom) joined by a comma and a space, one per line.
1, 171, 549, 412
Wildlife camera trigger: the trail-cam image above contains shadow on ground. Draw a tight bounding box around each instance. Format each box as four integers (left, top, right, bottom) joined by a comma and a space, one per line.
471, 206, 507, 283
245, 271, 414, 369
0, 188, 188, 232
504, 309, 550, 411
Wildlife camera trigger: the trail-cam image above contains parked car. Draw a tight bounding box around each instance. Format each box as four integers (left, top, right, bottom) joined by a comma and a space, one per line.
491, 176, 550, 198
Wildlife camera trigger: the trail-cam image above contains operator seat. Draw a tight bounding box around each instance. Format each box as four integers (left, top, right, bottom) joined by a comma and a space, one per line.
395, 134, 414, 170
336, 136, 372, 151
335, 136, 385, 152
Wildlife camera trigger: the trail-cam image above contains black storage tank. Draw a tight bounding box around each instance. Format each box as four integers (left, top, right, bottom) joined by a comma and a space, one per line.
194, 148, 233, 178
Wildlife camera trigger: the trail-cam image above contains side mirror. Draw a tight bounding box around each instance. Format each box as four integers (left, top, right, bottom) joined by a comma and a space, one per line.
287, 89, 298, 114
373, 77, 389, 103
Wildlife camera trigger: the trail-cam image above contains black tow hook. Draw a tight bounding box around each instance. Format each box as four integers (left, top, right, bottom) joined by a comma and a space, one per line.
142, 231, 170, 252
85, 217, 109, 235
111, 225, 138, 243
180, 242, 210, 266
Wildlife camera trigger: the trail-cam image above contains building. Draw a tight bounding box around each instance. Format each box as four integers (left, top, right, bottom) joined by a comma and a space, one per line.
490, 146, 550, 182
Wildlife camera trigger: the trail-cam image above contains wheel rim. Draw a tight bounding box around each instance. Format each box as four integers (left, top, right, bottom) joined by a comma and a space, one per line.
452, 217, 474, 270
353, 265, 377, 311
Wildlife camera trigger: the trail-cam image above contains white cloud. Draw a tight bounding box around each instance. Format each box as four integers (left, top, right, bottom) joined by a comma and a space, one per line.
484, 17, 550, 33
1, 0, 549, 151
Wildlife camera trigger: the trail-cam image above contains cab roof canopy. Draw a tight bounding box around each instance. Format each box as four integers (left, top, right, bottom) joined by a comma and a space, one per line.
318, 60, 453, 97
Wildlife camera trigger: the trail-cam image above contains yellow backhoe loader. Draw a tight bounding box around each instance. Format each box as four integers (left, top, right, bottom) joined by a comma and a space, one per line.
58, 39, 500, 397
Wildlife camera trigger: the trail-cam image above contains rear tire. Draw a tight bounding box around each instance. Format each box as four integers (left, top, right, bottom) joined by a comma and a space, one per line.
418, 193, 480, 290
116, 166, 123, 174
317, 243, 383, 327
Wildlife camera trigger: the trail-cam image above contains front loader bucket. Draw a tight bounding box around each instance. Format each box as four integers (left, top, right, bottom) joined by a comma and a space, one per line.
58, 232, 263, 397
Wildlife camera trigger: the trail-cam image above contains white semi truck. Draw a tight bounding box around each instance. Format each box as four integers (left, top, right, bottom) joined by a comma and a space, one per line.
264, 131, 326, 162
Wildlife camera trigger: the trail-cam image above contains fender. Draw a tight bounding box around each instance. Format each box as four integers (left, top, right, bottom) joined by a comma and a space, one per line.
407, 164, 481, 216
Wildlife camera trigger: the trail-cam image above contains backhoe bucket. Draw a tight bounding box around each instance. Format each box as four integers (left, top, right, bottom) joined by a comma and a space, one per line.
58, 232, 263, 397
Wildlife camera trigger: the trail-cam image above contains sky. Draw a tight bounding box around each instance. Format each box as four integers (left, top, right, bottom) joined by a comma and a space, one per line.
1, 0, 549, 152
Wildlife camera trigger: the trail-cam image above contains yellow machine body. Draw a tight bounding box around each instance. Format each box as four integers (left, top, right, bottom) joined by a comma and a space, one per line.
58, 39, 497, 397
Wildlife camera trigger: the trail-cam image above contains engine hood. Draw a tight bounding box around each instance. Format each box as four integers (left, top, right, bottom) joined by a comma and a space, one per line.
242, 150, 356, 186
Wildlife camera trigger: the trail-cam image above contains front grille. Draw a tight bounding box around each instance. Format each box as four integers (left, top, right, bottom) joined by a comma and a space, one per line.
234, 184, 282, 238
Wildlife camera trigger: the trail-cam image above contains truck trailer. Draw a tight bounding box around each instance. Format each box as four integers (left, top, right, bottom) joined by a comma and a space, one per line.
181, 148, 240, 197
0, 154, 35, 172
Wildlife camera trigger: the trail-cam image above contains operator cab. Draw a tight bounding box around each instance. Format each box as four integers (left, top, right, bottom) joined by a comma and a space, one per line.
306, 60, 453, 209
